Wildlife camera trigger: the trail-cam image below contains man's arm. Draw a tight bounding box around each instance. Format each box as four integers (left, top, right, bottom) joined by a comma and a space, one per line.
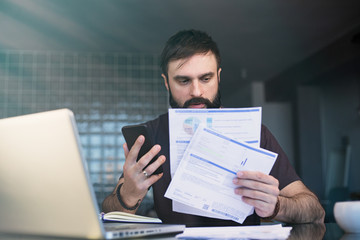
102, 178, 136, 214
275, 180, 325, 223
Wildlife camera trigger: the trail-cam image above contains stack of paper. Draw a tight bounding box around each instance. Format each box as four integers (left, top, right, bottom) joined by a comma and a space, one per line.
176, 224, 292, 239
165, 108, 278, 224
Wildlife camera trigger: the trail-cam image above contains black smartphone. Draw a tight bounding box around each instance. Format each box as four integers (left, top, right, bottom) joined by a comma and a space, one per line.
121, 124, 163, 175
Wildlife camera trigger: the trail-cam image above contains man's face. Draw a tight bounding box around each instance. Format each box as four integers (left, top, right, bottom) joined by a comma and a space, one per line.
162, 52, 222, 108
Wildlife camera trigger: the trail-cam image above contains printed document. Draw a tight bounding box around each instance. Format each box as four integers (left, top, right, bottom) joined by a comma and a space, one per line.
165, 125, 277, 223
176, 224, 292, 239
168, 108, 262, 219
168, 108, 262, 177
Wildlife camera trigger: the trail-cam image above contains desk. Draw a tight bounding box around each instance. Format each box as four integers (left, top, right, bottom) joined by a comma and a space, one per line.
288, 222, 338, 240
0, 223, 357, 239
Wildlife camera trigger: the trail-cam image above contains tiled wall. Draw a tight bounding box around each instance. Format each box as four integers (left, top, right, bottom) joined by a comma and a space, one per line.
0, 50, 168, 215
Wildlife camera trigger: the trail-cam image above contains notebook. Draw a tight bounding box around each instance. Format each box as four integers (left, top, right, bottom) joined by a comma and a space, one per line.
0, 109, 185, 239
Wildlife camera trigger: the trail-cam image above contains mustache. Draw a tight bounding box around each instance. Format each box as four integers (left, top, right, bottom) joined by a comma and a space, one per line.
168, 86, 222, 109
183, 97, 214, 108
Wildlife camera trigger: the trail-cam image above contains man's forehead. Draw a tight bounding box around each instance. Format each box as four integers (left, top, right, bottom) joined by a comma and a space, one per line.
168, 52, 218, 75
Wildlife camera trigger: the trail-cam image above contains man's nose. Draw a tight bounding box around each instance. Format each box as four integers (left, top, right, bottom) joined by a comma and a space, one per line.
190, 80, 203, 97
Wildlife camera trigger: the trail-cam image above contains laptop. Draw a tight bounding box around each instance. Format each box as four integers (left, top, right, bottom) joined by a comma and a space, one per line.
0, 109, 185, 239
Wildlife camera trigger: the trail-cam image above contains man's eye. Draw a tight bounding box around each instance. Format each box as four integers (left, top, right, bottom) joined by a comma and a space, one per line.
179, 79, 189, 84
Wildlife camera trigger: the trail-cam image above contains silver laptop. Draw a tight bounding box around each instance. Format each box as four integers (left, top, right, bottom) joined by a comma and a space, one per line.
0, 109, 185, 239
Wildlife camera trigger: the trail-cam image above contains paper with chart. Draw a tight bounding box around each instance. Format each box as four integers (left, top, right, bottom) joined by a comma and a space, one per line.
168, 108, 262, 218
168, 108, 262, 177
165, 125, 277, 223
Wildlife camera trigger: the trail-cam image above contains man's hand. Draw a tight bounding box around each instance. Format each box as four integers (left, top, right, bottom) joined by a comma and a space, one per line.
233, 171, 279, 218
233, 171, 325, 223
102, 135, 165, 213
121, 135, 166, 207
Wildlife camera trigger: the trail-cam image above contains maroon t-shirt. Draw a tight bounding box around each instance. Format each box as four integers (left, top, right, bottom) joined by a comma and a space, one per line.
145, 113, 300, 227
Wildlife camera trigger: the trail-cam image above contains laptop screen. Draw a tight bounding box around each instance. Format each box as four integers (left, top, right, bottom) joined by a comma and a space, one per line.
0, 109, 107, 238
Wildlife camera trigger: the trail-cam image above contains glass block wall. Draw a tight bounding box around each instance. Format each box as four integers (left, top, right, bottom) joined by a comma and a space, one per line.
0, 50, 168, 215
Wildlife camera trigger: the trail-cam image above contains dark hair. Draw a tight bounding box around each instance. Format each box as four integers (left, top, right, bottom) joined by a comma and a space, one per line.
160, 29, 221, 77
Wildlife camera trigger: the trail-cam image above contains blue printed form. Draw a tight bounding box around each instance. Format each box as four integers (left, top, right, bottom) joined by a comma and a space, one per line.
165, 123, 277, 224
169, 108, 262, 177
168, 107, 263, 219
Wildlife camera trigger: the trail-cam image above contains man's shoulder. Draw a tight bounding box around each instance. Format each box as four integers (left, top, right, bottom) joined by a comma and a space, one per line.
260, 124, 278, 149
144, 112, 168, 127
144, 112, 168, 134
260, 124, 270, 136
143, 112, 169, 143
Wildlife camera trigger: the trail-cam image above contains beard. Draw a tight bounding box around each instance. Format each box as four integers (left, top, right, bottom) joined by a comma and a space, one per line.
168, 88, 222, 109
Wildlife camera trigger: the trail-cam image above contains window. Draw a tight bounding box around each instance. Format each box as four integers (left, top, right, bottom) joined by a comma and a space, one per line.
0, 50, 168, 215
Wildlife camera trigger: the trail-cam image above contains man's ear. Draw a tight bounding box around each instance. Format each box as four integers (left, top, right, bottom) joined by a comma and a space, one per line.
217, 68, 222, 83
161, 74, 169, 91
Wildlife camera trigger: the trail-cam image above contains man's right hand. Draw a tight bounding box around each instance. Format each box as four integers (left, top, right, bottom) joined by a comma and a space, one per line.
102, 135, 165, 213
120, 135, 165, 208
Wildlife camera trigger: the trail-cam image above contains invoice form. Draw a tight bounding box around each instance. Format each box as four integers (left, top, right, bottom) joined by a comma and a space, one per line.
169, 108, 262, 177
165, 125, 277, 223
168, 108, 262, 219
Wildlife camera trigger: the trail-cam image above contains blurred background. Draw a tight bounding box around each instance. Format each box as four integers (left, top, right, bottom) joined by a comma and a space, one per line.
0, 0, 359, 221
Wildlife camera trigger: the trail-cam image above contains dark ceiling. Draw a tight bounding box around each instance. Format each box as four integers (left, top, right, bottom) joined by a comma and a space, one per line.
1, 0, 360, 105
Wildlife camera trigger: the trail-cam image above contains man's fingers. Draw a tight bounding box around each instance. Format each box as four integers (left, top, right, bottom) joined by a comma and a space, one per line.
136, 144, 162, 171
123, 143, 129, 158
126, 135, 145, 164
236, 171, 279, 185
233, 171, 280, 217
142, 155, 166, 176
235, 187, 277, 203
234, 178, 279, 196
144, 172, 164, 187
237, 188, 278, 218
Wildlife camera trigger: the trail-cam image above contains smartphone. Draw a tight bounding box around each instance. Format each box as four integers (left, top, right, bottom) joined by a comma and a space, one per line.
121, 124, 163, 175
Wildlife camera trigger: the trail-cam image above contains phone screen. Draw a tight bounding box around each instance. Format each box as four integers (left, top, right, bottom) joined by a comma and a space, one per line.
121, 124, 163, 175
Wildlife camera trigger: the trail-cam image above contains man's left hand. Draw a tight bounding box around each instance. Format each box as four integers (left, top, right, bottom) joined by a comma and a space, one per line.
233, 171, 279, 218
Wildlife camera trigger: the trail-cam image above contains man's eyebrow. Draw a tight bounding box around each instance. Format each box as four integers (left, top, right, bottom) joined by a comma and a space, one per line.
173, 72, 215, 81
173, 75, 191, 81
199, 72, 215, 79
